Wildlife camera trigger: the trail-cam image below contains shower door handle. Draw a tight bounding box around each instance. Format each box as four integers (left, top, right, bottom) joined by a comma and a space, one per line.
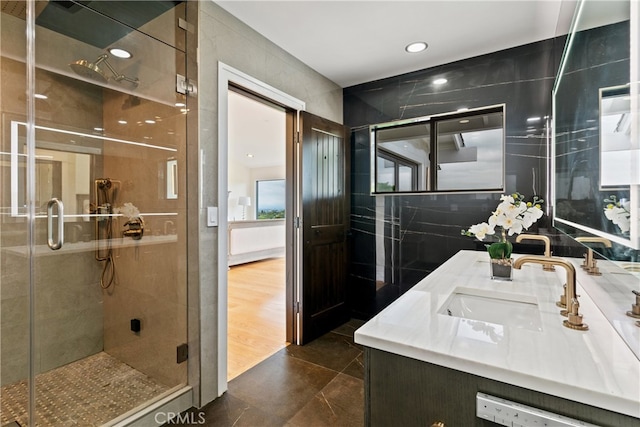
47, 198, 64, 250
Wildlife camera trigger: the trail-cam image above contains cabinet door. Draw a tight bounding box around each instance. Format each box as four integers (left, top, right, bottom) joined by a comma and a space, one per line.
365, 348, 638, 427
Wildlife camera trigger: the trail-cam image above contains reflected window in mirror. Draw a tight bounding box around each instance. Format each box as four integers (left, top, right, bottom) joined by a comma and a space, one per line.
371, 104, 505, 194
599, 85, 631, 190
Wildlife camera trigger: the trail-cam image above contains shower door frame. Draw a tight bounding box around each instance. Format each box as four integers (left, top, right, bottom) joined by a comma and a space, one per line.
14, 1, 195, 425
216, 62, 305, 398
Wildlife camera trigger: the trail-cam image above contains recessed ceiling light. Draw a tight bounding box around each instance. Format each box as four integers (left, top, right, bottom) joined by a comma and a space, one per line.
433, 78, 447, 85
108, 47, 132, 59
405, 41, 428, 53
527, 116, 541, 122
145, 119, 156, 124
118, 120, 127, 125
175, 102, 186, 108
246, 153, 254, 158
34, 93, 48, 99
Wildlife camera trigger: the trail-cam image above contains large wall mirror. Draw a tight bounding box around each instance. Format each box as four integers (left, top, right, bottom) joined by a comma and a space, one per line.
370, 104, 505, 194
553, 0, 639, 358
553, 0, 637, 254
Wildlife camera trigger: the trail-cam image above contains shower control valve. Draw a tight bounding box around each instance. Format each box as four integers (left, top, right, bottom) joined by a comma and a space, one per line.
123, 217, 144, 240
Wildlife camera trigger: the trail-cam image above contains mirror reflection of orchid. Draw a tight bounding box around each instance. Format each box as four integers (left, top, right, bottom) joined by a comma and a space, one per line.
114, 202, 144, 240
462, 193, 544, 259
604, 195, 630, 234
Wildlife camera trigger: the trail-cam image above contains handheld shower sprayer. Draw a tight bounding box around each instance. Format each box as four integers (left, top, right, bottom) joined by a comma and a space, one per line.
94, 178, 121, 290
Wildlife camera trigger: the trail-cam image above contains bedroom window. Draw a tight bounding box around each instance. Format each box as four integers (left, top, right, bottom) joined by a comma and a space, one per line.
256, 179, 285, 219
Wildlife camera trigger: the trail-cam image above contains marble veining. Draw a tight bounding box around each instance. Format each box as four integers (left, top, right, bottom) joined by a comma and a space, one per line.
355, 250, 640, 418
344, 35, 578, 318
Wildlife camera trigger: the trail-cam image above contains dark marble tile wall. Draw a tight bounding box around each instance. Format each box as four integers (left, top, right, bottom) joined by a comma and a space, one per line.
344, 36, 586, 319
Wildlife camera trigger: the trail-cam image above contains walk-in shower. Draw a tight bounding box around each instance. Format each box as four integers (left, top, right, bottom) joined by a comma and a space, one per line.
1, 1, 190, 424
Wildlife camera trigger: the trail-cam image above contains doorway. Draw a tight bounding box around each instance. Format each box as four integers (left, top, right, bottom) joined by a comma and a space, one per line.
217, 63, 305, 393
217, 63, 350, 392
226, 89, 288, 380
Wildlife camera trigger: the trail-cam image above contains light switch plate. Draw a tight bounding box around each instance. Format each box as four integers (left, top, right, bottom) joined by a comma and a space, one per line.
207, 206, 218, 227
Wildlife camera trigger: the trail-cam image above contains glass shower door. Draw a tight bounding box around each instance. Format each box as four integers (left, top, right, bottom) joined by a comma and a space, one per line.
1, 1, 189, 425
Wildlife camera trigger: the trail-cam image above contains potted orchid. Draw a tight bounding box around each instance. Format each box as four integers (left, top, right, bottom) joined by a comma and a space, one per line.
462, 192, 544, 280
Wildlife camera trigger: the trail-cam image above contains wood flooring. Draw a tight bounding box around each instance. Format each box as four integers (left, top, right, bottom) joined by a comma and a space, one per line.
227, 257, 287, 381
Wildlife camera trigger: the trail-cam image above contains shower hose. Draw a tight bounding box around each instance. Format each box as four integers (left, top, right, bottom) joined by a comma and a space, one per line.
99, 209, 116, 289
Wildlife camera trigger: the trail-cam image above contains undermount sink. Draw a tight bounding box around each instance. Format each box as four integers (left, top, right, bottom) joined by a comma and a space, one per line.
439, 287, 543, 332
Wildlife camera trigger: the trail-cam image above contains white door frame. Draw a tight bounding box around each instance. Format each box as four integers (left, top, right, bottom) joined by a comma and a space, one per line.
216, 62, 305, 394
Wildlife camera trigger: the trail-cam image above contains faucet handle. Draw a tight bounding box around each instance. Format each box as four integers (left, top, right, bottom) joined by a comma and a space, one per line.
563, 298, 589, 331
581, 252, 589, 269
543, 253, 556, 271
556, 283, 568, 309
626, 290, 640, 319
587, 259, 602, 276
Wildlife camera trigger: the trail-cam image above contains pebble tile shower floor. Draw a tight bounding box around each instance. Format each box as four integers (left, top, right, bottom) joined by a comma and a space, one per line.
0, 352, 170, 426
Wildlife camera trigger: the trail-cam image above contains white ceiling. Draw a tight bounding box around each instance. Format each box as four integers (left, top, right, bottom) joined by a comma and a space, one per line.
215, 0, 579, 88
228, 90, 287, 169
222, 0, 628, 170
224, 0, 577, 169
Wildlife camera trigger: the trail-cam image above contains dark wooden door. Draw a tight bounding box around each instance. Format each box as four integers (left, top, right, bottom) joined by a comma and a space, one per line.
299, 112, 350, 344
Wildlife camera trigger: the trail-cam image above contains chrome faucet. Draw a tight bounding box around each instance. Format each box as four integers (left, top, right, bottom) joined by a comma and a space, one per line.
575, 237, 612, 275
513, 255, 588, 331
515, 234, 554, 271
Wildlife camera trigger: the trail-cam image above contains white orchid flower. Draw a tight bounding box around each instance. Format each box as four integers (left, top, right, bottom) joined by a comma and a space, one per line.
469, 222, 495, 241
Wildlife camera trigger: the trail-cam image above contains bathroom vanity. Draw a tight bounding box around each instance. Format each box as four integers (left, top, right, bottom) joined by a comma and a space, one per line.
354, 250, 640, 426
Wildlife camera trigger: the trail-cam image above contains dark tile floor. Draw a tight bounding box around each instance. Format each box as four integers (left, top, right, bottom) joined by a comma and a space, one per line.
170, 319, 365, 427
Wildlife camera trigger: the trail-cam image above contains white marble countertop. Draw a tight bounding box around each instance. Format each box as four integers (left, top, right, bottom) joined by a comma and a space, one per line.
354, 250, 640, 418
570, 258, 640, 360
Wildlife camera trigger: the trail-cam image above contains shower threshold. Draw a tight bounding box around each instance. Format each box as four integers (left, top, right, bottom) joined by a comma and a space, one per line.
1, 352, 171, 426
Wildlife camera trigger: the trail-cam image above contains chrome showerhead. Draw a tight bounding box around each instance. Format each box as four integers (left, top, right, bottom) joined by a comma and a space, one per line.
69, 53, 138, 86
